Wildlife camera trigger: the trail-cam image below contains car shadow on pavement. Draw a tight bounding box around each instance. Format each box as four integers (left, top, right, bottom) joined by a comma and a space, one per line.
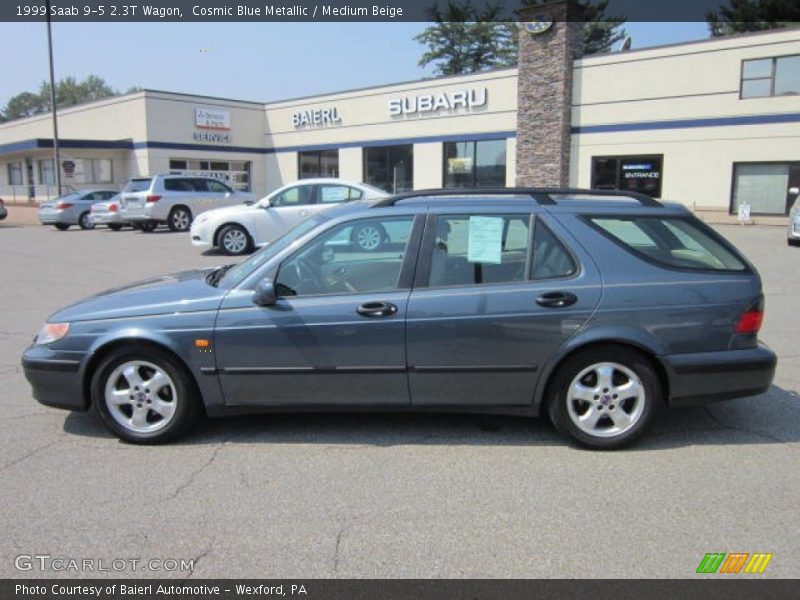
61, 384, 800, 450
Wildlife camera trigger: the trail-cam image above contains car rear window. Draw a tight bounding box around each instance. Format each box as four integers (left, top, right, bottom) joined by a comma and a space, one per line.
123, 178, 152, 193
589, 216, 747, 272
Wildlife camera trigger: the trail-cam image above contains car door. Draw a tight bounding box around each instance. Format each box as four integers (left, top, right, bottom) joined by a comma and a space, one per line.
254, 184, 317, 244
214, 213, 423, 407
406, 210, 602, 408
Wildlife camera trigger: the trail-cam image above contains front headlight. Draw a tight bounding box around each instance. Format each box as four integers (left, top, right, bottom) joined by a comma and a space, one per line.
36, 323, 70, 345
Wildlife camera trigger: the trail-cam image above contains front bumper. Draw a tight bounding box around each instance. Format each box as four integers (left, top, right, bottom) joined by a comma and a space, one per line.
22, 345, 89, 411
661, 344, 777, 407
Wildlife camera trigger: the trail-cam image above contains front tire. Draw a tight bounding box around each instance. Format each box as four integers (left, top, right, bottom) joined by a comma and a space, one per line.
218, 224, 253, 255
168, 206, 192, 232
91, 345, 201, 444
78, 212, 95, 230
54, 223, 70, 231
547, 346, 661, 450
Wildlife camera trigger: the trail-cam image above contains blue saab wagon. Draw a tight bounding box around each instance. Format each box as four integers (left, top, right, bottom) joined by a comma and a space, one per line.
22, 189, 777, 448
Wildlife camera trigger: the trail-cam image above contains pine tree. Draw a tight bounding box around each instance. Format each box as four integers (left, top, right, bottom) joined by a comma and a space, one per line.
706, 0, 800, 37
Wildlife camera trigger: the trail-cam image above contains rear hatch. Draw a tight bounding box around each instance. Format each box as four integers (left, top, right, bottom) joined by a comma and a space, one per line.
120, 178, 153, 215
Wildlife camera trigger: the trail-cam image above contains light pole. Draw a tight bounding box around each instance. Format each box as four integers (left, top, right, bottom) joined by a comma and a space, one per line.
45, 0, 61, 196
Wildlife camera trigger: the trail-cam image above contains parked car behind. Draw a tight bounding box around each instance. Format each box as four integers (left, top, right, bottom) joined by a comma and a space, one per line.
38, 190, 118, 230
0, 197, 7, 221
788, 193, 800, 247
190, 178, 387, 255
119, 175, 255, 233
22, 188, 776, 448
90, 194, 127, 230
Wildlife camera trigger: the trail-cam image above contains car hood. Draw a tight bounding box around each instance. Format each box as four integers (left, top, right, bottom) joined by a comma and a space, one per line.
195, 203, 260, 221
50, 269, 229, 323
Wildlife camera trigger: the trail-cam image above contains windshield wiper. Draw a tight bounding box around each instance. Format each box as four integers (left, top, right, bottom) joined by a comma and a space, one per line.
206, 264, 235, 287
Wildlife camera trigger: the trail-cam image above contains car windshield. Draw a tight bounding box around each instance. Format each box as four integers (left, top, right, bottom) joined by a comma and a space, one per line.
218, 215, 326, 288
123, 178, 152, 193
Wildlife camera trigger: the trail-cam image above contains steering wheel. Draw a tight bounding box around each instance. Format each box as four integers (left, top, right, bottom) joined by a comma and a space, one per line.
294, 255, 324, 291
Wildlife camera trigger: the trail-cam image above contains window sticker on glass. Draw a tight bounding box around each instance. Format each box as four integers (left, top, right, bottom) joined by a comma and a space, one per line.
320, 186, 348, 203
467, 216, 504, 264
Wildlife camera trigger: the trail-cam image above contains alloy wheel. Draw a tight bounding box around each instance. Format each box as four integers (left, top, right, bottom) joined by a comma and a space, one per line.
565, 362, 646, 438
171, 209, 191, 231
104, 360, 178, 434
355, 225, 382, 251
222, 228, 248, 254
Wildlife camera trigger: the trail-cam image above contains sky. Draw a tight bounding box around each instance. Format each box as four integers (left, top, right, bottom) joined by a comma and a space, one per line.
0, 21, 710, 107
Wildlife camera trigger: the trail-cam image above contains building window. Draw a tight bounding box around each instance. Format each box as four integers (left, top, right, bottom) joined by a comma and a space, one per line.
741, 54, 800, 98
444, 139, 506, 188
363, 144, 413, 193
731, 162, 800, 216
88, 159, 113, 183
168, 158, 251, 191
38, 159, 55, 185
298, 149, 339, 179
591, 155, 664, 198
7, 162, 23, 185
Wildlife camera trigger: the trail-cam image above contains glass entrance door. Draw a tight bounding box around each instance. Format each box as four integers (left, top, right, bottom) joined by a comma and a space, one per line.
732, 162, 800, 216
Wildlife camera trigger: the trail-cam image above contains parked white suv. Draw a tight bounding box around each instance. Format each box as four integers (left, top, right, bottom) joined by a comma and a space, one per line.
190, 179, 387, 255
119, 175, 255, 232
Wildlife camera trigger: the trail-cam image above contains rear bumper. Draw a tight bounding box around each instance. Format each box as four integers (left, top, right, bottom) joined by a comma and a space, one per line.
661, 344, 777, 407
38, 212, 70, 225
21, 346, 89, 411
91, 213, 124, 225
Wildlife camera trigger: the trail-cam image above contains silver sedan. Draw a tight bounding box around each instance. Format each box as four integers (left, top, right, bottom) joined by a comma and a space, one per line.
90, 194, 128, 230
38, 190, 118, 230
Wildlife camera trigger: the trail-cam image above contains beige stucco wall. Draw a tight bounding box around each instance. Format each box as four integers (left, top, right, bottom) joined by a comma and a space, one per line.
572, 28, 800, 212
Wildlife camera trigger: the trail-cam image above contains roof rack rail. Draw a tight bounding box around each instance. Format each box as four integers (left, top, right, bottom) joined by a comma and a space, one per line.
372, 187, 662, 208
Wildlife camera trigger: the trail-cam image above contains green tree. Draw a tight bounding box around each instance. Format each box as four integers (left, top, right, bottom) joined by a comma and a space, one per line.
706, 0, 800, 36
416, 1, 627, 77
415, 0, 517, 75
2, 75, 124, 121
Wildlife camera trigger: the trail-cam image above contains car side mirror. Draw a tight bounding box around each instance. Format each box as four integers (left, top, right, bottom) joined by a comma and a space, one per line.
252, 279, 277, 306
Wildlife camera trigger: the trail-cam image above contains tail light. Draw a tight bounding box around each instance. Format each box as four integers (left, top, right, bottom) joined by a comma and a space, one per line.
735, 298, 764, 334
108, 203, 118, 213
55, 202, 73, 209
146, 195, 161, 203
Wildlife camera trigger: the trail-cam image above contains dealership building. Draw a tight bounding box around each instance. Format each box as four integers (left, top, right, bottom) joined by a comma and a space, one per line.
1, 4, 799, 221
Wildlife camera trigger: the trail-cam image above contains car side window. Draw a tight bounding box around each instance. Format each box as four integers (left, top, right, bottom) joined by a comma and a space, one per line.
164, 179, 194, 192
428, 214, 531, 287
318, 185, 357, 204
206, 180, 231, 194
530, 220, 578, 280
275, 216, 415, 297
272, 186, 313, 207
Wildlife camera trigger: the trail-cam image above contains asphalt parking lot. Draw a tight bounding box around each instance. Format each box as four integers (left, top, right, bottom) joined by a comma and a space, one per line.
0, 222, 798, 579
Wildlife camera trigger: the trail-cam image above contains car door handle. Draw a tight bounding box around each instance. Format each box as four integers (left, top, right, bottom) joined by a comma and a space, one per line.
356, 301, 398, 318
536, 292, 578, 309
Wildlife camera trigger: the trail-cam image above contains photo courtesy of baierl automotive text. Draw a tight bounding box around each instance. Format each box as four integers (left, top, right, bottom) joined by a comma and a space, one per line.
1, 0, 799, 594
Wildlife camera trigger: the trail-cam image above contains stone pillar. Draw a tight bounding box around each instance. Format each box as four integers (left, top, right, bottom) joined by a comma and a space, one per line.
515, 0, 584, 187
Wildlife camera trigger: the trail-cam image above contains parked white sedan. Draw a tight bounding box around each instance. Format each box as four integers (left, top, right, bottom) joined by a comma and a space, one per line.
190, 179, 388, 255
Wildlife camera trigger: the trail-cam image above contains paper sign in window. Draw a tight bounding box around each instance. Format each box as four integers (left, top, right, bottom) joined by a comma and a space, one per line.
467, 216, 504, 264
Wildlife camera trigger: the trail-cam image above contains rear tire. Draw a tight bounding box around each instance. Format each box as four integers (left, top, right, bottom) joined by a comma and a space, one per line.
139, 220, 158, 232
167, 206, 192, 232
91, 345, 202, 444
54, 223, 70, 231
547, 346, 661, 450
78, 212, 95, 230
218, 224, 253, 255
